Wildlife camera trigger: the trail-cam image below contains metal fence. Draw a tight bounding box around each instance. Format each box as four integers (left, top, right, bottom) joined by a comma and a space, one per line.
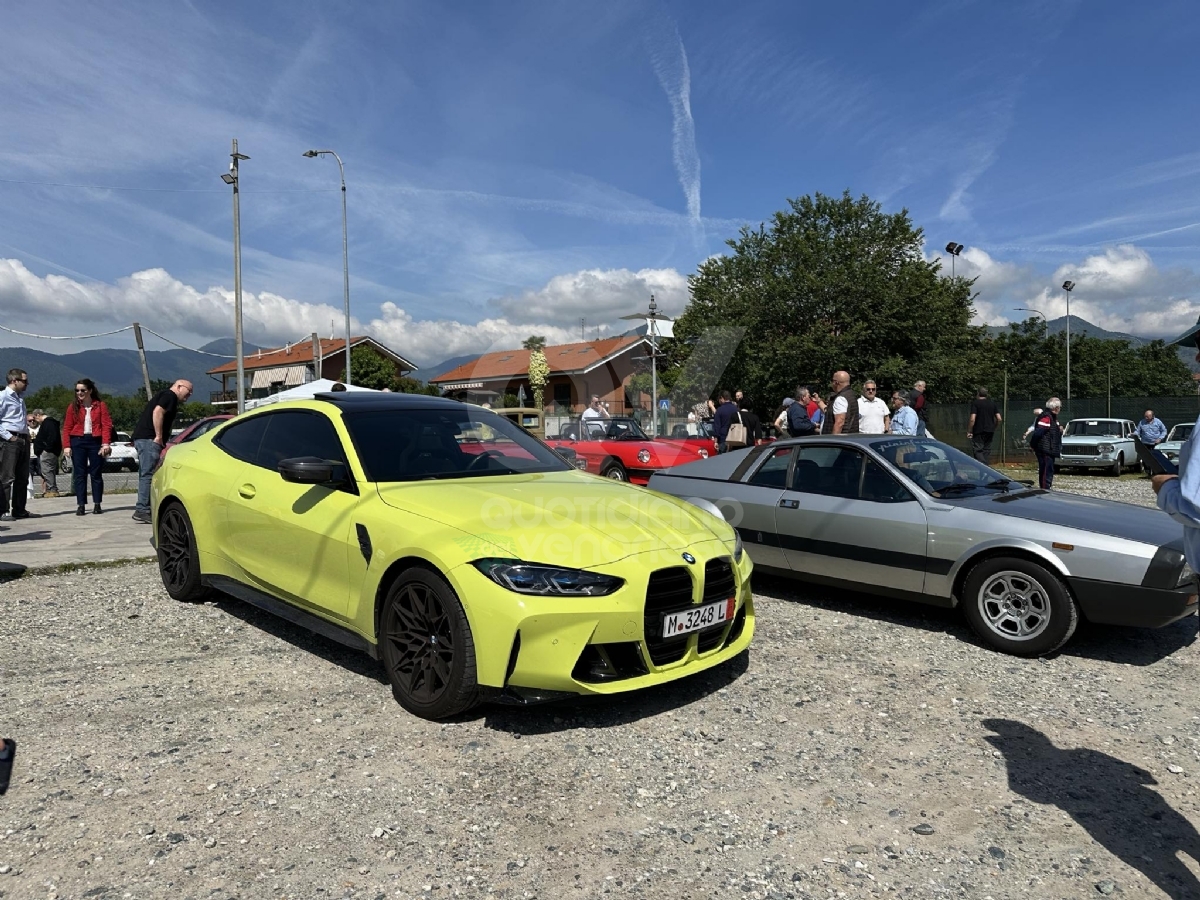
927, 396, 1200, 463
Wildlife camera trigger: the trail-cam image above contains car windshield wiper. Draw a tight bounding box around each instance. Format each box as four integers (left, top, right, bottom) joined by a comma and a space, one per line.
934, 483, 980, 496
984, 477, 1013, 492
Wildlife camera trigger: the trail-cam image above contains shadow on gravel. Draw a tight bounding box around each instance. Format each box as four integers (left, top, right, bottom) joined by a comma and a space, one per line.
984, 719, 1200, 899
479, 649, 751, 735
753, 573, 1198, 665
212, 598, 388, 685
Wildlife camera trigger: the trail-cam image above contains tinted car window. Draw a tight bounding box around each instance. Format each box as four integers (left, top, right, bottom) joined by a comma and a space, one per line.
256, 411, 347, 472
214, 415, 270, 464
345, 408, 570, 482
790, 446, 862, 499
748, 446, 793, 489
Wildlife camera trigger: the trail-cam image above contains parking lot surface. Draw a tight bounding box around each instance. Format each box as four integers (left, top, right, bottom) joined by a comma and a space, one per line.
0, 476, 1197, 899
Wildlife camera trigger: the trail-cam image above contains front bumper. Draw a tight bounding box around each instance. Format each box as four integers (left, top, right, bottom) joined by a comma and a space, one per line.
1069, 576, 1198, 628
449, 543, 755, 697
1057, 453, 1117, 468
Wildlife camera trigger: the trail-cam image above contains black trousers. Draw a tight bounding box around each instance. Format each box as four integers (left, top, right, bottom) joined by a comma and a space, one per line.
1035, 450, 1055, 490
0, 437, 30, 516
970, 432, 995, 465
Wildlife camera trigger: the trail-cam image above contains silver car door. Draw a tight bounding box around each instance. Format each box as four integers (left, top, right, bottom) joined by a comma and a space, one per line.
728, 444, 795, 570
776, 444, 929, 593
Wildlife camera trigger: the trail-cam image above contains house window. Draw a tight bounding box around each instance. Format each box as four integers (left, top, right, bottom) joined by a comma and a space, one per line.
553, 383, 572, 411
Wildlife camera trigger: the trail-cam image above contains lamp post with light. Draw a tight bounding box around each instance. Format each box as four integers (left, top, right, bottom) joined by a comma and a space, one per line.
944, 242, 964, 278
303, 149, 353, 386
1062, 280, 1075, 412
620, 295, 673, 436
1015, 307, 1048, 336
221, 139, 250, 413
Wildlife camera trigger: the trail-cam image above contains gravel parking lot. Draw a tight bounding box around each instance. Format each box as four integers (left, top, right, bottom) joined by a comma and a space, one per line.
1, 476, 1198, 899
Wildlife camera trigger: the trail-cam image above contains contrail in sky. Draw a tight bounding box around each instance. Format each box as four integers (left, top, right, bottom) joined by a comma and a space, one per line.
649, 22, 701, 232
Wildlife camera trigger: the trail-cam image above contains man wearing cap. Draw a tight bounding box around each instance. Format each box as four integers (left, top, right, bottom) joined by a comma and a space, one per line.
1153, 315, 1200, 627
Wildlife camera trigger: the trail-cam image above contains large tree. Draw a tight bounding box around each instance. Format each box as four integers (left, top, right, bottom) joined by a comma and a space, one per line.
667, 191, 985, 409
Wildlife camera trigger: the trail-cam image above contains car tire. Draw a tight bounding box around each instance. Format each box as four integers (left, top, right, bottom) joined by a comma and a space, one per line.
962, 556, 1077, 656
380, 567, 479, 720
601, 462, 628, 481
156, 502, 208, 602
1110, 453, 1123, 476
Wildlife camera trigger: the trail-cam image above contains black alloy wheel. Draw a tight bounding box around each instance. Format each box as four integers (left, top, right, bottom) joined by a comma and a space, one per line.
156, 502, 208, 602
380, 568, 478, 719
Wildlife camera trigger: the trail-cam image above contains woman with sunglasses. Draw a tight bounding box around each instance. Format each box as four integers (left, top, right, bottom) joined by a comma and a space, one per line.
61, 379, 113, 515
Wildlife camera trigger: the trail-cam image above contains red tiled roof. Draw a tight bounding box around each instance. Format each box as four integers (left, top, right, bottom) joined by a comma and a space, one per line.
430, 336, 645, 384
207, 336, 415, 375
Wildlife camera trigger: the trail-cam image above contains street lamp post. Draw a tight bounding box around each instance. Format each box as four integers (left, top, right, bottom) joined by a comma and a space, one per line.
620, 294, 673, 437
221, 139, 250, 414
944, 242, 964, 279
1062, 280, 1075, 413
303, 149, 353, 386
1015, 307, 1048, 335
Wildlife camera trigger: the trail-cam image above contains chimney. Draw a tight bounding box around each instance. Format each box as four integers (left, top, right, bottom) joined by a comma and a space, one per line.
286, 342, 291, 355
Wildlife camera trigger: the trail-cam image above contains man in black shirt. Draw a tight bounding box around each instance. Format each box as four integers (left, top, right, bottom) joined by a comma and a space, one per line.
131, 380, 192, 523
967, 387, 1002, 465
31, 409, 63, 496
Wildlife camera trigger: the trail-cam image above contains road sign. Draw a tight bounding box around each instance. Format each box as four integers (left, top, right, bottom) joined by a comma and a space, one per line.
659, 399, 670, 410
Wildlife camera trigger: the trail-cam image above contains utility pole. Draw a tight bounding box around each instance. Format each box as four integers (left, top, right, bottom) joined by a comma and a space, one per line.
221, 139, 250, 413
311, 332, 321, 383
132, 322, 152, 400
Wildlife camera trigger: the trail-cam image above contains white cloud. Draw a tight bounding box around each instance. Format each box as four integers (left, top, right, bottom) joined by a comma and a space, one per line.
0, 259, 691, 369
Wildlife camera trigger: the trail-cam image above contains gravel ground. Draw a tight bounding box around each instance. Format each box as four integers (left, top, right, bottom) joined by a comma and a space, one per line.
1, 477, 1197, 900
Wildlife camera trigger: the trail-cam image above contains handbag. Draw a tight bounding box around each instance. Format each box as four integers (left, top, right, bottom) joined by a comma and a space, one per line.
726, 409, 748, 449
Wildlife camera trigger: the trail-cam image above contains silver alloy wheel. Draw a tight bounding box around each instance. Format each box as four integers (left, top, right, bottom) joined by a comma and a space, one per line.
603, 464, 627, 481
976, 570, 1051, 641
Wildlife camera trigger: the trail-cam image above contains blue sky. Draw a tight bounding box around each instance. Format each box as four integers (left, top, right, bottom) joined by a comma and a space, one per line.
2, 0, 1199, 367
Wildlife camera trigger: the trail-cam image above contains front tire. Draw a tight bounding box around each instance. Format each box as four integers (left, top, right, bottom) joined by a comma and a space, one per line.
380, 567, 478, 719
962, 556, 1077, 656
156, 502, 208, 602
1110, 453, 1123, 476
601, 462, 628, 481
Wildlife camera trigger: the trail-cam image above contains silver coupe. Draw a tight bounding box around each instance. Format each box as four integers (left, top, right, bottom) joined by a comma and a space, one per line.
648, 435, 1196, 656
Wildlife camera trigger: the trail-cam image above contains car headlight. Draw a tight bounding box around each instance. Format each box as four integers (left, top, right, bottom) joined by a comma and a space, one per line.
637, 449, 651, 464
1179, 562, 1194, 587
733, 532, 744, 564
1097, 443, 1115, 453
472, 559, 624, 596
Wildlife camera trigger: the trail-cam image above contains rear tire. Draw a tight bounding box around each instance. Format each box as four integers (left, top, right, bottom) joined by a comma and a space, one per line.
380, 567, 479, 720
962, 556, 1077, 656
156, 502, 208, 602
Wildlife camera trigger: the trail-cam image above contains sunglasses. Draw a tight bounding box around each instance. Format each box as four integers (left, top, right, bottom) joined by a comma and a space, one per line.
865, 388, 876, 392
75, 388, 89, 394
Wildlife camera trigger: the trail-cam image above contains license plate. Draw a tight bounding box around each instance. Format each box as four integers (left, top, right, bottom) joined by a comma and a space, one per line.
661, 598, 734, 638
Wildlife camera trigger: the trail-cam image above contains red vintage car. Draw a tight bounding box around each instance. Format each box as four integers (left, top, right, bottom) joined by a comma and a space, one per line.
155, 415, 234, 470
545, 416, 710, 484
659, 419, 719, 456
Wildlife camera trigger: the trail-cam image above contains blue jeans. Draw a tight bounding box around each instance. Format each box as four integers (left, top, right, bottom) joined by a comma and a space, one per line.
134, 438, 161, 514
70, 435, 105, 505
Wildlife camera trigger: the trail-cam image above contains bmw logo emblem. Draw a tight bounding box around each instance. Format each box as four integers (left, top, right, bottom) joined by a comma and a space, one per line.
682, 552, 696, 564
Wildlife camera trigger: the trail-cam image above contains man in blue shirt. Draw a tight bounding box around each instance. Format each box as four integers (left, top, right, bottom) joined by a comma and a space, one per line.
889, 391, 919, 435
1135, 409, 1167, 445
711, 391, 739, 453
0, 368, 33, 521
1154, 317, 1200, 629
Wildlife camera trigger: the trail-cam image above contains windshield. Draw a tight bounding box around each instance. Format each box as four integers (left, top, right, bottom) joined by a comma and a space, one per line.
1167, 424, 1194, 443
871, 438, 1017, 498
343, 408, 570, 482
1065, 420, 1123, 437
557, 417, 650, 441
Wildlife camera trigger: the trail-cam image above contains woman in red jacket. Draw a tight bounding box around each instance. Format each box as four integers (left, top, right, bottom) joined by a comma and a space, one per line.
61, 378, 113, 516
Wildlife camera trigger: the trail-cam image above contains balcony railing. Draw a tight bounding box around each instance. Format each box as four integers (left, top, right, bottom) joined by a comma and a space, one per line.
210, 390, 241, 404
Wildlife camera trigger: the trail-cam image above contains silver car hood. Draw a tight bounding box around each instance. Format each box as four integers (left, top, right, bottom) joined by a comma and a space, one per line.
950, 490, 1182, 548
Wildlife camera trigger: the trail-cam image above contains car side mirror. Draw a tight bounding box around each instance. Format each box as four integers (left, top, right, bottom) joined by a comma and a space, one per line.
279, 456, 348, 485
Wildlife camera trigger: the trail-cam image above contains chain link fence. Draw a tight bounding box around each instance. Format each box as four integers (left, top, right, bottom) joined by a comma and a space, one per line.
927, 396, 1200, 463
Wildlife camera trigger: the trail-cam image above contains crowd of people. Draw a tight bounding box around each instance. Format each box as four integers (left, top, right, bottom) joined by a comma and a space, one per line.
0, 368, 193, 523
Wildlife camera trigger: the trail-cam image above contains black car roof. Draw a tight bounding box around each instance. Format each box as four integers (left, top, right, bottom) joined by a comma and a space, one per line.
312, 392, 463, 412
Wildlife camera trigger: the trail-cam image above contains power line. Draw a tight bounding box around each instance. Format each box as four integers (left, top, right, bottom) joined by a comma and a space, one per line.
0, 177, 338, 194
0, 322, 133, 340
140, 327, 235, 358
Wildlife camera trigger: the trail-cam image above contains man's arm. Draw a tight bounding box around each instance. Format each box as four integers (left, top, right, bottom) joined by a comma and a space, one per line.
832, 413, 845, 435
994, 412, 1002, 428
967, 411, 976, 436
152, 405, 166, 443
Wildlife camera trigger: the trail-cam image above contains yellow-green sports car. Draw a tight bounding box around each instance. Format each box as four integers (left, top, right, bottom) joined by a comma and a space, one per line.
152, 393, 754, 719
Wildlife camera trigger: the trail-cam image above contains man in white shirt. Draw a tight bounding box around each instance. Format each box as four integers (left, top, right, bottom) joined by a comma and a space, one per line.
581, 395, 609, 421
856, 380, 890, 434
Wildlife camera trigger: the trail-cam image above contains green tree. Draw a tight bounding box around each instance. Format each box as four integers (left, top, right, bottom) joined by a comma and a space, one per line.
666, 191, 986, 413
522, 335, 547, 351
339, 345, 398, 391
527, 348, 549, 410
395, 376, 441, 396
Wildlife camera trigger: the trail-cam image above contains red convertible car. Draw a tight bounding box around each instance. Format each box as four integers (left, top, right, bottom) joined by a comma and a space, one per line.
545, 416, 710, 484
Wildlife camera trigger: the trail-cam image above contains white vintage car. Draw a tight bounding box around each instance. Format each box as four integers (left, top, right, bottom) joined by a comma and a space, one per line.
1158, 422, 1194, 465
60, 431, 139, 474
1057, 418, 1138, 475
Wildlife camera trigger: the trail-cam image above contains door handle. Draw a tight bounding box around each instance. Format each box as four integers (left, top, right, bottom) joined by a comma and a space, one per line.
778, 498, 799, 509
238, 484, 256, 499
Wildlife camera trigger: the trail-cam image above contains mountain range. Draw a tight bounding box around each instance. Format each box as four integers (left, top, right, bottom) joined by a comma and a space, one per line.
3, 315, 1193, 398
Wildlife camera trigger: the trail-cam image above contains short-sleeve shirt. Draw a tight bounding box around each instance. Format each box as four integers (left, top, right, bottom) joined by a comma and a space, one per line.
969, 397, 999, 434
132, 389, 180, 441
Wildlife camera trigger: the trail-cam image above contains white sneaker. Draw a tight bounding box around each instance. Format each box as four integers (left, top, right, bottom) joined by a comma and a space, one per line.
0, 514, 10, 521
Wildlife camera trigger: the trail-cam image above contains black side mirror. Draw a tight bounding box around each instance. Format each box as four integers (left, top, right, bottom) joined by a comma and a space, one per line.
279, 456, 348, 485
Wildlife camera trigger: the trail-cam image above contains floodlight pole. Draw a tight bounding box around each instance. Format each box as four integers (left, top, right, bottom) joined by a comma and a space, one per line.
1063, 281, 1075, 414
303, 149, 352, 386
224, 139, 250, 414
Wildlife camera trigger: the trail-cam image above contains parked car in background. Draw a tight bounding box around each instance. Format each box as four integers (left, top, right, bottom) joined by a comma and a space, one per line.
545, 416, 711, 483
661, 418, 716, 458
61, 430, 138, 474
1057, 418, 1138, 475
648, 435, 1195, 657
1158, 423, 1194, 466
156, 415, 234, 470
